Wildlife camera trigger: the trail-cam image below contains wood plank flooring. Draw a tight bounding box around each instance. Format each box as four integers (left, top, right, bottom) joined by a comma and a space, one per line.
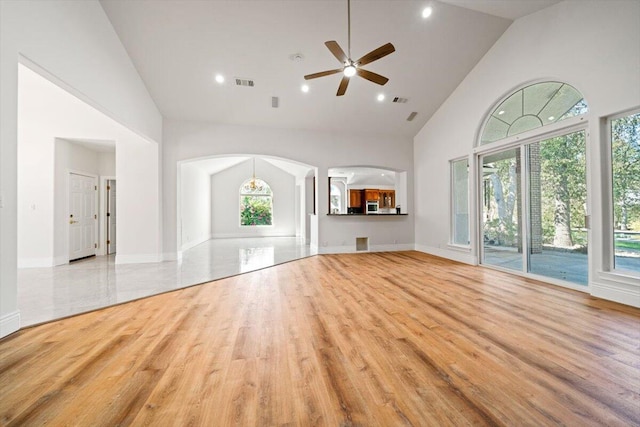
1, 251, 639, 426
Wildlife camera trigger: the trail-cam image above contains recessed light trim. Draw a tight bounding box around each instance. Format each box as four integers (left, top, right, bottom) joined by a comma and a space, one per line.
215, 74, 225, 84
301, 84, 309, 93
377, 94, 385, 102
422, 6, 433, 19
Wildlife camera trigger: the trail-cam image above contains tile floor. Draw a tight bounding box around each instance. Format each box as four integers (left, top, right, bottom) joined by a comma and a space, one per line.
18, 237, 314, 326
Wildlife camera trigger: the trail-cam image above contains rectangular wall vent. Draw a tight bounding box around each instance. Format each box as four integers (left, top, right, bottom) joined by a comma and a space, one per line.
272, 96, 279, 108
235, 78, 255, 87
393, 97, 409, 103
406, 112, 418, 121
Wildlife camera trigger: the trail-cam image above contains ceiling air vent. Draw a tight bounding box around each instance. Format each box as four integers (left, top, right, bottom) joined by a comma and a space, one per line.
393, 97, 408, 103
235, 78, 255, 87
406, 112, 418, 121
272, 97, 279, 108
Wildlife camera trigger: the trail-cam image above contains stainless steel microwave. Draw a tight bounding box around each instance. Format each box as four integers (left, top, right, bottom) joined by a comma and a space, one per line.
366, 200, 379, 214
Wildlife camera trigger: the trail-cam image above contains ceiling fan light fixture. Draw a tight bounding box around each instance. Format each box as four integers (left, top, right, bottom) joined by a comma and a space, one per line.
343, 65, 356, 77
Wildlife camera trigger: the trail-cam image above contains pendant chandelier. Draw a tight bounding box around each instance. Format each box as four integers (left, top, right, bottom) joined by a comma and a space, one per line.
250, 157, 257, 190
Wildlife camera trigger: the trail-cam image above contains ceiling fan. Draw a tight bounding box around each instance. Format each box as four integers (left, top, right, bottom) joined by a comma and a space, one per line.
304, 0, 395, 96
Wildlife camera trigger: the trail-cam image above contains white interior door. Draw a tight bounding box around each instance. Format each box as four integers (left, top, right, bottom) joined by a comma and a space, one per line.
69, 173, 96, 261
107, 180, 117, 254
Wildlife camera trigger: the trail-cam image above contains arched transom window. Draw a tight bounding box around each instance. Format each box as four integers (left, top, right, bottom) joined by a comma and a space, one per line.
239, 178, 273, 226
481, 81, 588, 145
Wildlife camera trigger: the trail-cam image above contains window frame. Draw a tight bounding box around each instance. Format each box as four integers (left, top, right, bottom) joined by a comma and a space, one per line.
239, 178, 274, 227
449, 156, 471, 249
604, 107, 640, 277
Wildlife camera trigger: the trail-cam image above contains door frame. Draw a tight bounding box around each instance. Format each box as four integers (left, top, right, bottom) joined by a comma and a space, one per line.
474, 121, 591, 291
99, 175, 116, 256
68, 170, 98, 263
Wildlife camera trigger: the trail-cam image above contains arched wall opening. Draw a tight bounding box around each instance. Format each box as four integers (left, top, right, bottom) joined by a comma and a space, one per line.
177, 154, 318, 256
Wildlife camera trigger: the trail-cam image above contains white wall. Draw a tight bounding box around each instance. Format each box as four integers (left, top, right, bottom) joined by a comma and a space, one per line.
180, 163, 212, 250
99, 152, 116, 176
413, 0, 640, 305
163, 120, 415, 258
1, 0, 162, 337
210, 158, 296, 238
17, 64, 160, 268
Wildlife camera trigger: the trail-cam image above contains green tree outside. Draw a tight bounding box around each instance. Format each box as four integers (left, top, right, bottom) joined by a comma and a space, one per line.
240, 196, 272, 226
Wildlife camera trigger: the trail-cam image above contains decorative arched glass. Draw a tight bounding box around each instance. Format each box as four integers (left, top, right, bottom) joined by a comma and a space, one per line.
240, 178, 273, 226
480, 82, 588, 145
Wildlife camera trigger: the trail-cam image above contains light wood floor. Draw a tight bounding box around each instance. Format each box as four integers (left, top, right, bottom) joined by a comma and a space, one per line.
1, 252, 639, 426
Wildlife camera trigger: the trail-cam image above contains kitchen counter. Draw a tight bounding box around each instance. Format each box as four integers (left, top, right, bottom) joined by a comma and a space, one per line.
327, 213, 408, 216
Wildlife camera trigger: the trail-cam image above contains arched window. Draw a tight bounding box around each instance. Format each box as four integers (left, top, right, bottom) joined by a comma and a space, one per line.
476, 81, 590, 287
239, 178, 272, 226
480, 81, 588, 145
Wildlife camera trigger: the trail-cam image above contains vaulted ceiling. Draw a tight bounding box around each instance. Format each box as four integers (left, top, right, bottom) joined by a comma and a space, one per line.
100, 0, 560, 139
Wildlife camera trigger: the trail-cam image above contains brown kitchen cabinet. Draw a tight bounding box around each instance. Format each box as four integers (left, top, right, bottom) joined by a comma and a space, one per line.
349, 189, 364, 208
364, 189, 380, 202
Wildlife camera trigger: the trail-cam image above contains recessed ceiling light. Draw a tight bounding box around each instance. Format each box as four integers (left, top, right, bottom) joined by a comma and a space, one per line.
377, 93, 385, 102
381, 173, 385, 176
548, 116, 555, 120
422, 6, 433, 19
215, 74, 224, 84
301, 84, 309, 93
498, 110, 505, 115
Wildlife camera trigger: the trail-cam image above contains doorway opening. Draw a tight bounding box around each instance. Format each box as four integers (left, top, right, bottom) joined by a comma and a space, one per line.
69, 172, 97, 262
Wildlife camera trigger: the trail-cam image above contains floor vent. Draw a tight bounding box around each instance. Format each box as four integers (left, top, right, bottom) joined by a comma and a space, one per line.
406, 112, 418, 121
235, 78, 255, 87
393, 97, 409, 103
356, 237, 369, 252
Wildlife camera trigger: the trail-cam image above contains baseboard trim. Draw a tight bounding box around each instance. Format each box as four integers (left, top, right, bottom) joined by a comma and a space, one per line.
415, 244, 478, 265
319, 243, 415, 255
163, 251, 181, 261
115, 253, 161, 264
181, 234, 211, 252
17, 257, 54, 268
0, 310, 21, 339
211, 233, 297, 239
591, 282, 640, 308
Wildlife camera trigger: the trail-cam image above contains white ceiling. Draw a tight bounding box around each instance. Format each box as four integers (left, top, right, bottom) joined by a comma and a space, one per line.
186, 155, 314, 179
100, 0, 559, 139
439, 0, 561, 20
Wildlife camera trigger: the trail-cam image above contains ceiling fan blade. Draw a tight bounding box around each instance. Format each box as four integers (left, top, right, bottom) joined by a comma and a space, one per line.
336, 75, 350, 96
355, 42, 395, 67
356, 68, 389, 85
304, 68, 343, 80
325, 41, 348, 64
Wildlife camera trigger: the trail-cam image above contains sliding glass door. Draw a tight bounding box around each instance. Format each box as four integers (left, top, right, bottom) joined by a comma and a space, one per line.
482, 148, 522, 271
481, 130, 588, 286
